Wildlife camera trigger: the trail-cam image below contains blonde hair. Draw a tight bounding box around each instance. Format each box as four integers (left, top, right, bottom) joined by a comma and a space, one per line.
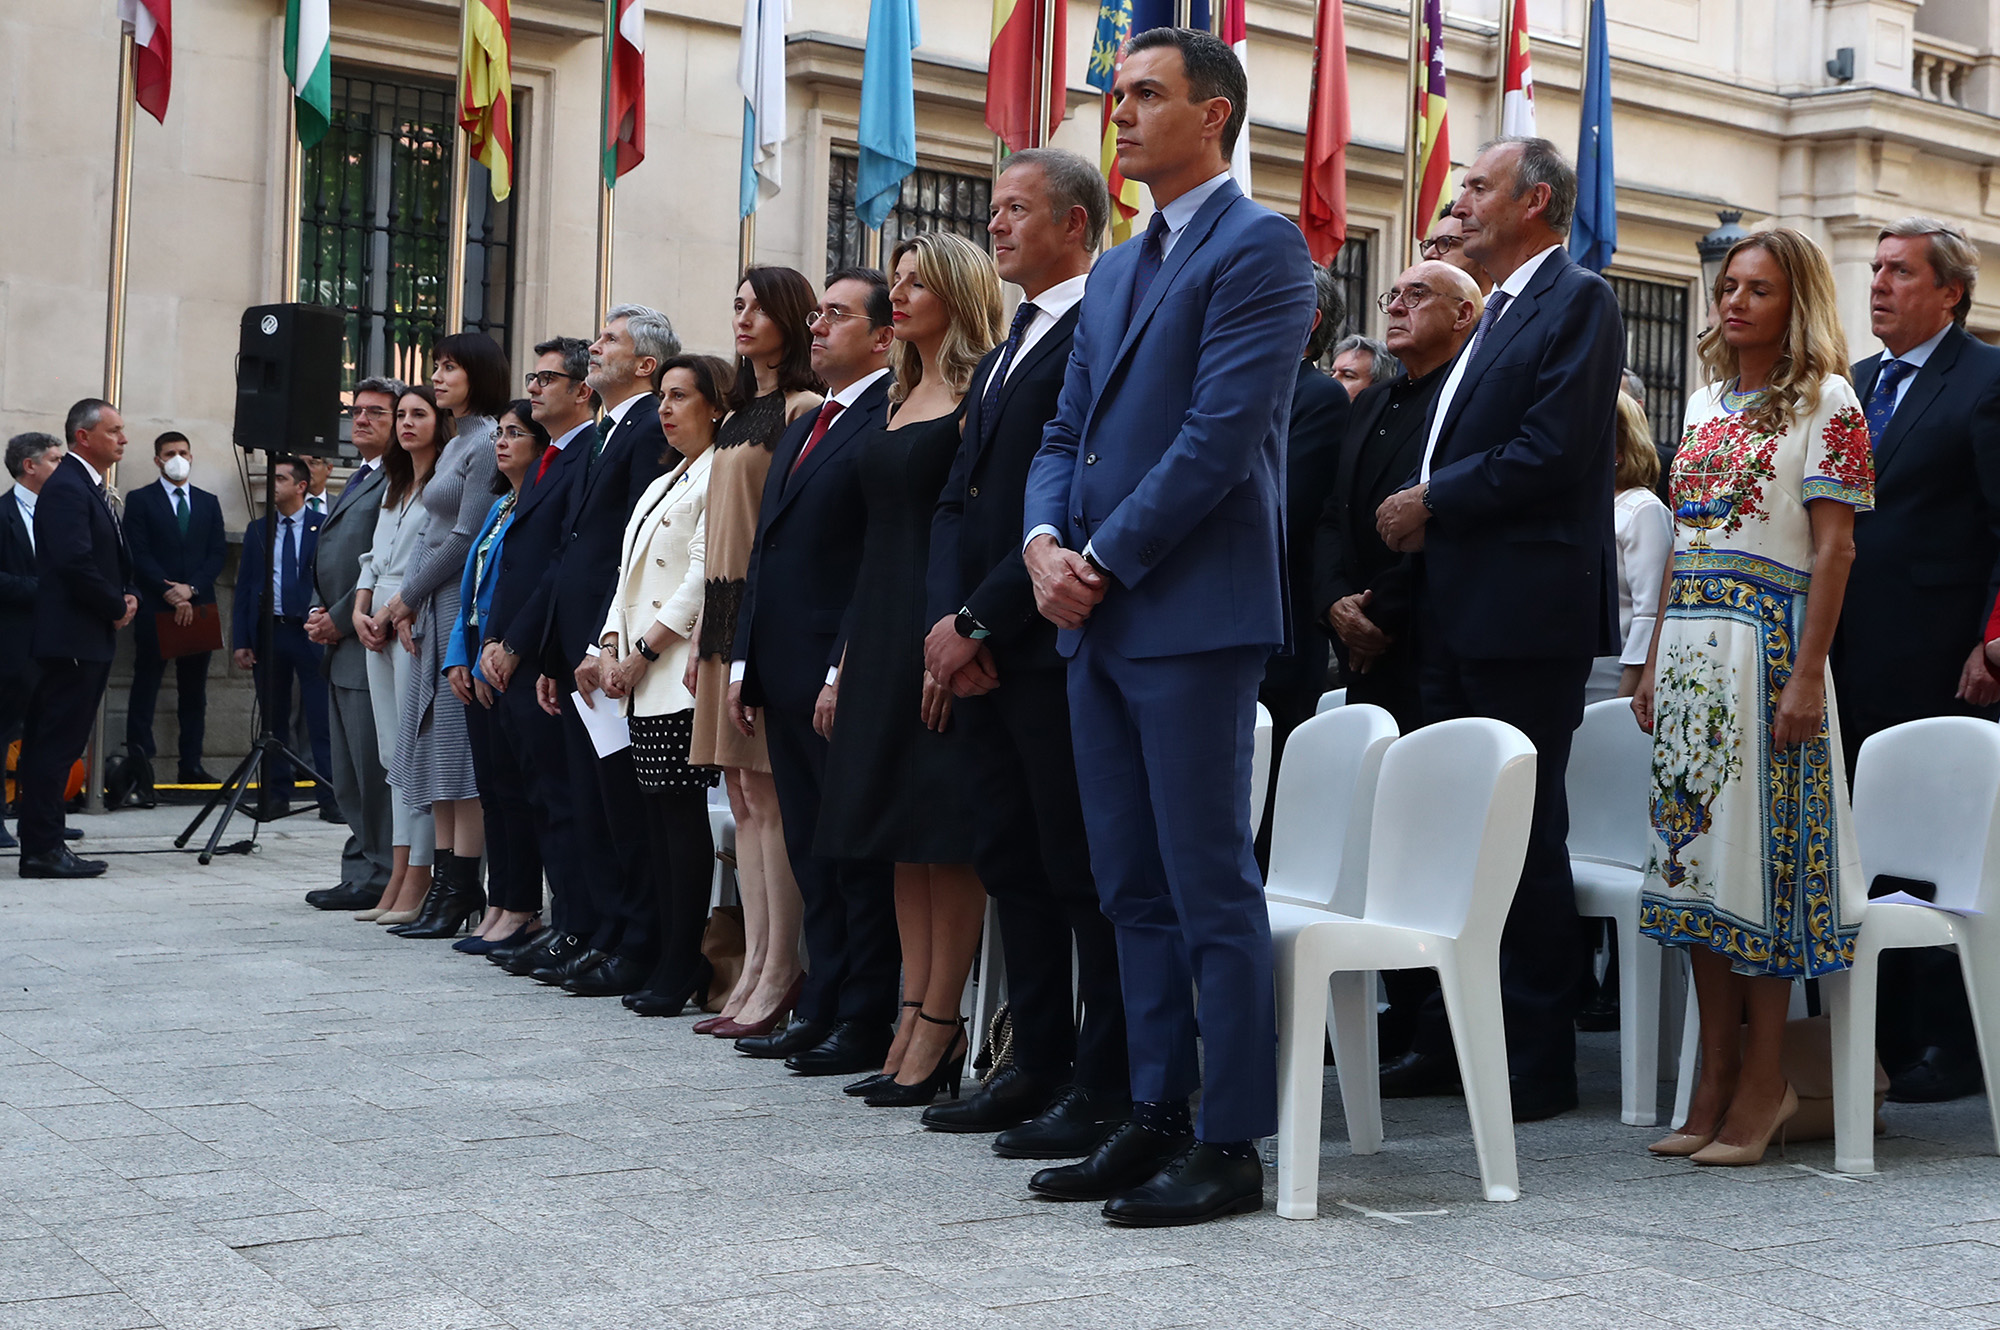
886, 232, 1003, 403
1696, 227, 1852, 436
1613, 392, 1660, 492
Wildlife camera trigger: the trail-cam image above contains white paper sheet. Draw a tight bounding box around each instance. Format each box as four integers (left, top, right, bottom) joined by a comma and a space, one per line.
571, 687, 630, 757
1871, 890, 1981, 917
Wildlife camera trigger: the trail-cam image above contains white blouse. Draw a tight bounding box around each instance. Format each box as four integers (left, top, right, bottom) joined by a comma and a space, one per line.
1613, 484, 1674, 666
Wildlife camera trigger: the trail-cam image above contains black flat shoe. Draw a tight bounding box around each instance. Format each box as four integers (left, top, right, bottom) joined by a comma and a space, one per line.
532, 947, 608, 986
736, 1019, 829, 1059
1101, 1142, 1264, 1228
1378, 1049, 1462, 1098
994, 1085, 1131, 1160
1509, 1075, 1579, 1122
844, 1073, 893, 1097
625, 955, 715, 1017
565, 955, 648, 997
1028, 1122, 1192, 1202
864, 1012, 966, 1107
61, 827, 84, 841
786, 1020, 893, 1077
922, 1065, 1058, 1134
492, 926, 565, 972
19, 846, 106, 879
1888, 1046, 1984, 1103
305, 882, 382, 911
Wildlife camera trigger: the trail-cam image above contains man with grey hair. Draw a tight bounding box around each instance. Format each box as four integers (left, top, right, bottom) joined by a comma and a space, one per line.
0, 433, 64, 849
1835, 215, 2000, 1103
1373, 136, 1624, 1119
302, 377, 403, 910
1326, 333, 1397, 400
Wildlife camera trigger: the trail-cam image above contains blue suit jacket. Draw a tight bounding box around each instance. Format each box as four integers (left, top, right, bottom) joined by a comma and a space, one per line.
1418, 246, 1623, 661
233, 508, 323, 650
124, 481, 226, 613
32, 455, 133, 663
446, 496, 514, 683
1023, 179, 1317, 659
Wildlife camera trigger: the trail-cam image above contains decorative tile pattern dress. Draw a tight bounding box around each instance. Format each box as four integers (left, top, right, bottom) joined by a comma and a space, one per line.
1638, 374, 1875, 977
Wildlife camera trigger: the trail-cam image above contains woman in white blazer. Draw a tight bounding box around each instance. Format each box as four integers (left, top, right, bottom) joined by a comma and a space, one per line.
592, 354, 731, 1018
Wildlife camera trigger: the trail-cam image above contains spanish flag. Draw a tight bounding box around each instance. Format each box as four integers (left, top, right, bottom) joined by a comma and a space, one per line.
1087, 0, 1141, 243
459, 0, 514, 201
1411, 0, 1450, 241
987, 0, 1067, 153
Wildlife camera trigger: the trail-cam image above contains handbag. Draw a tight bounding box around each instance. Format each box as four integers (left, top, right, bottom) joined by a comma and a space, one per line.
698, 905, 746, 1013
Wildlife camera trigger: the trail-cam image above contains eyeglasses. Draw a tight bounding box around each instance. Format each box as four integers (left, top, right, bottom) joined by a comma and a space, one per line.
1419, 234, 1465, 258
345, 404, 391, 420
497, 425, 539, 441
1376, 284, 1442, 313
525, 370, 582, 389
806, 307, 863, 329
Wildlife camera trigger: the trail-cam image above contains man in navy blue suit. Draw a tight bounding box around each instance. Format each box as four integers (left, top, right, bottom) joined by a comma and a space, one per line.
1374, 137, 1624, 1120
1021, 27, 1316, 1226
19, 400, 137, 878
0, 432, 64, 851
232, 455, 331, 819
124, 431, 226, 783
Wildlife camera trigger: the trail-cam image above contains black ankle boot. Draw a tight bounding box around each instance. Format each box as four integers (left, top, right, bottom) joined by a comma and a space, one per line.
387, 851, 454, 935
395, 852, 485, 939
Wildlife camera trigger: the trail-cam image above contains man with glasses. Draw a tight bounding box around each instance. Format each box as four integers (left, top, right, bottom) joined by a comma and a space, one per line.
1421, 205, 1494, 296
304, 378, 403, 909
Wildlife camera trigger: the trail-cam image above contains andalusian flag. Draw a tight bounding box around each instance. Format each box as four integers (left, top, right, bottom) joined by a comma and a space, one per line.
284, 0, 332, 150
1411, 0, 1450, 241
459, 0, 514, 202
987, 0, 1067, 153
604, 0, 646, 186
117, 0, 172, 123
1501, 0, 1535, 136
1087, 0, 1140, 243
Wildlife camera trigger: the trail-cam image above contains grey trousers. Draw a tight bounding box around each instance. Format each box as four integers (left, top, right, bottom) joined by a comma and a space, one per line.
328, 663, 393, 891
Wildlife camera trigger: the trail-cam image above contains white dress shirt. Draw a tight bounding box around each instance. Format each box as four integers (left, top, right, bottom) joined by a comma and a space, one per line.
74, 455, 104, 488
548, 419, 592, 452
1875, 321, 1951, 415
158, 476, 192, 512
15, 486, 36, 553
1005, 273, 1089, 386
1421, 242, 1561, 482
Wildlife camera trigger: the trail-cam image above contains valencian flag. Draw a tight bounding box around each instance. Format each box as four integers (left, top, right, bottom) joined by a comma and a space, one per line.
857, 0, 922, 229
117, 0, 173, 123
1412, 0, 1450, 240
604, 0, 647, 187
459, 0, 514, 201
1571, 0, 1616, 270
284, 0, 332, 150
1501, 0, 1535, 136
988, 0, 1067, 152
1087, 0, 1142, 243
1298, 0, 1350, 264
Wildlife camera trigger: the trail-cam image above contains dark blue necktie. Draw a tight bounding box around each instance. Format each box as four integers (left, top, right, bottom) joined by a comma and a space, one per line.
980, 301, 1039, 446
280, 515, 301, 618
1865, 358, 1913, 450
1461, 289, 1514, 368
1126, 212, 1171, 325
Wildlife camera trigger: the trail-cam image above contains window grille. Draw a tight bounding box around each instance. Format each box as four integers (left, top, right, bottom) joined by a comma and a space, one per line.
827, 153, 993, 273
1610, 275, 1690, 461
1329, 234, 1370, 340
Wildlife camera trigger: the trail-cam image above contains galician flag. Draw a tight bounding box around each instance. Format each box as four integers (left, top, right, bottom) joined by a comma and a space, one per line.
604, 0, 647, 186
1501, 0, 1535, 137
459, 0, 515, 201
117, 0, 172, 123
739, 0, 790, 218
1087, 0, 1142, 244
284, 0, 332, 150
856, 0, 921, 230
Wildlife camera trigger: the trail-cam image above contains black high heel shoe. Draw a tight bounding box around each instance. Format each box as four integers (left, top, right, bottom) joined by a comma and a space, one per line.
846, 1001, 923, 1095
627, 956, 716, 1018
864, 1011, 967, 1108
395, 852, 486, 939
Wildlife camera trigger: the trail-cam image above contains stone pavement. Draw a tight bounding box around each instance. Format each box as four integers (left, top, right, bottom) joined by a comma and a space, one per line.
6, 809, 2000, 1329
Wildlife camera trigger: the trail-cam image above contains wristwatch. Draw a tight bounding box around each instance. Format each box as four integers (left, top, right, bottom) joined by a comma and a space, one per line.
634, 637, 661, 662
954, 607, 991, 641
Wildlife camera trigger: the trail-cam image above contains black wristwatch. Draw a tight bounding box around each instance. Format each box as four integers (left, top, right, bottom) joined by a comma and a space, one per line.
955, 607, 991, 641
634, 637, 661, 662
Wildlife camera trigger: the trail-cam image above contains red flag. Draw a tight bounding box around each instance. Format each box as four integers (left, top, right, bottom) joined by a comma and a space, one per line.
118, 0, 172, 123
603, 0, 646, 186
987, 0, 1067, 152
1298, 0, 1349, 263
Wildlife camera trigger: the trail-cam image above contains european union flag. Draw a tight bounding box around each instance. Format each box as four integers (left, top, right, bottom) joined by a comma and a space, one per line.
1571, 0, 1617, 271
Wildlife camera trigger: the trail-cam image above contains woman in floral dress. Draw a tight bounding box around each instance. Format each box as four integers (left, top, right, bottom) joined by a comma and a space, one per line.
1635, 229, 1874, 1166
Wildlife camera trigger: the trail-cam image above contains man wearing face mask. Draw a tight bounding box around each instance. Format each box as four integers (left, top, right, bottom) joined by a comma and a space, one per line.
123, 431, 226, 784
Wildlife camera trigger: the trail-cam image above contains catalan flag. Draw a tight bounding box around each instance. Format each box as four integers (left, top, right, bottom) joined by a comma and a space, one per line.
1411, 0, 1450, 241
1501, 0, 1535, 136
459, 0, 514, 201
987, 0, 1067, 153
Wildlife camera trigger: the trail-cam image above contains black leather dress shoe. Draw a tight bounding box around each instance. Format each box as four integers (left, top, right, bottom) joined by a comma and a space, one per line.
490, 925, 561, 970
531, 947, 608, 986
19, 846, 106, 879
922, 1065, 1057, 1134
995, 1084, 1131, 1160
177, 767, 218, 784
1509, 1075, 1579, 1122
1379, 1050, 1462, 1098
500, 931, 578, 976
735, 1018, 829, 1059
304, 882, 382, 911
564, 955, 648, 997
62, 827, 84, 841
1101, 1142, 1264, 1227
1028, 1122, 1193, 1202
785, 1021, 892, 1076
1889, 1046, 1984, 1103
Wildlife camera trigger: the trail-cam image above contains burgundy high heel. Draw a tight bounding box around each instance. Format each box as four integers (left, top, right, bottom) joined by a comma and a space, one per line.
710, 972, 805, 1038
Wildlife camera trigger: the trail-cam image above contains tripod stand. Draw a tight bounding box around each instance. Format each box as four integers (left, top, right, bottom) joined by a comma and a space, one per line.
177, 451, 330, 864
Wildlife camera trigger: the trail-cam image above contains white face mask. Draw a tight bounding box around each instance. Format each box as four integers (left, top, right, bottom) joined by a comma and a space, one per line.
162, 455, 191, 483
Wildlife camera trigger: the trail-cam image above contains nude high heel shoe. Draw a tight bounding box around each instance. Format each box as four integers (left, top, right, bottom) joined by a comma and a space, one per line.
1689, 1083, 1798, 1167
1647, 1129, 1716, 1158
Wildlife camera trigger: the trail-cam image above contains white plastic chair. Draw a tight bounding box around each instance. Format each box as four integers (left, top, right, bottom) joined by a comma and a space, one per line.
1824, 717, 2000, 1175
1567, 697, 1667, 1125
960, 897, 1008, 1080
1314, 688, 1349, 716
707, 785, 738, 910
1271, 717, 1539, 1216
1251, 702, 1276, 830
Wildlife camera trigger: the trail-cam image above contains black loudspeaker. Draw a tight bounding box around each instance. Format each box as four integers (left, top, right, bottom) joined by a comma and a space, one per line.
233, 303, 344, 456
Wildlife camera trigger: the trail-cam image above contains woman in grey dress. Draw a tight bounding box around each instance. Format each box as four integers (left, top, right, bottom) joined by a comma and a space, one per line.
382, 333, 506, 938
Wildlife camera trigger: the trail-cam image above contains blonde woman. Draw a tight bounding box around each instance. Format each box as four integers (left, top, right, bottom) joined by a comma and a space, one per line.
1634, 228, 1874, 1165
1585, 393, 1673, 703
816, 232, 1003, 1106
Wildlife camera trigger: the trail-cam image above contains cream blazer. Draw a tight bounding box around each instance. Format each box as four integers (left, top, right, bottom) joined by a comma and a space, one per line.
599, 447, 713, 717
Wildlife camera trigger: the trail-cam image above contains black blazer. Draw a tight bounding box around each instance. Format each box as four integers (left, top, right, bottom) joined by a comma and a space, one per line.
927, 306, 1079, 673
1837, 324, 2000, 722
124, 481, 225, 614
521, 399, 668, 676
1282, 360, 1348, 649
233, 508, 323, 649
0, 493, 37, 677
736, 372, 891, 717
1420, 247, 1623, 660
1313, 369, 1447, 642
488, 428, 589, 666
31, 454, 133, 663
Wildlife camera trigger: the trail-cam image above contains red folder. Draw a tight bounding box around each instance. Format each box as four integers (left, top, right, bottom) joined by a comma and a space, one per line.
156, 604, 223, 659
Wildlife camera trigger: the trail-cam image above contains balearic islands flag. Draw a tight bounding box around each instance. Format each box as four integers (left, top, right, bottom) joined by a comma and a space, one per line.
604, 0, 647, 186
118, 0, 173, 123
987, 0, 1068, 153
1501, 0, 1535, 137
459, 0, 515, 201
284, 0, 332, 150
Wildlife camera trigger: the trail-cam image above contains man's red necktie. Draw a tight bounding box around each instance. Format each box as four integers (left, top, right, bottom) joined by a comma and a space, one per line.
789, 399, 846, 478
533, 445, 558, 485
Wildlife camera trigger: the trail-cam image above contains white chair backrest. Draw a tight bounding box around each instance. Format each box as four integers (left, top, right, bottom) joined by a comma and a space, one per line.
1315, 688, 1349, 716
1853, 717, 2000, 914
1566, 698, 1655, 869
1363, 718, 1538, 944
1266, 704, 1399, 912
1251, 702, 1276, 829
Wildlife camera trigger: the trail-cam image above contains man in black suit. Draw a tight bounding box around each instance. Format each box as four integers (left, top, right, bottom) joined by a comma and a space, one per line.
479, 336, 601, 972
506, 307, 673, 997
918, 149, 1129, 1155
730, 269, 897, 1075
0, 433, 65, 851
1837, 217, 2000, 1103
1374, 138, 1624, 1120
123, 430, 226, 784
232, 455, 331, 820
19, 400, 137, 878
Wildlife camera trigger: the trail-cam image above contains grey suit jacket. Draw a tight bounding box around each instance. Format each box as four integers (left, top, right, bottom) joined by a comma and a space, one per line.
311, 461, 388, 688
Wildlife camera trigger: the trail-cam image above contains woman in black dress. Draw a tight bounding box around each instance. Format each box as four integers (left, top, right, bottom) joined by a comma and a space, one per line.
817, 232, 1002, 1106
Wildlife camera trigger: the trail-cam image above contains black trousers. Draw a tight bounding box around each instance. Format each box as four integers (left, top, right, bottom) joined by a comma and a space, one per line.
126, 611, 210, 773
959, 667, 1127, 1095
558, 686, 657, 962
0, 661, 40, 759
763, 700, 897, 1027
19, 657, 110, 855
496, 681, 582, 929
465, 696, 542, 913
640, 781, 715, 992
1411, 643, 1592, 1088
254, 621, 334, 812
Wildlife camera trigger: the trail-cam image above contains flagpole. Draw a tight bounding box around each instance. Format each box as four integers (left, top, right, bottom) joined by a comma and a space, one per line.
444, 0, 472, 336
595, 0, 616, 331
1402, 0, 1424, 265
1174, 1, 1191, 27
738, 213, 755, 277
282, 99, 303, 303
1036, 0, 1057, 149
